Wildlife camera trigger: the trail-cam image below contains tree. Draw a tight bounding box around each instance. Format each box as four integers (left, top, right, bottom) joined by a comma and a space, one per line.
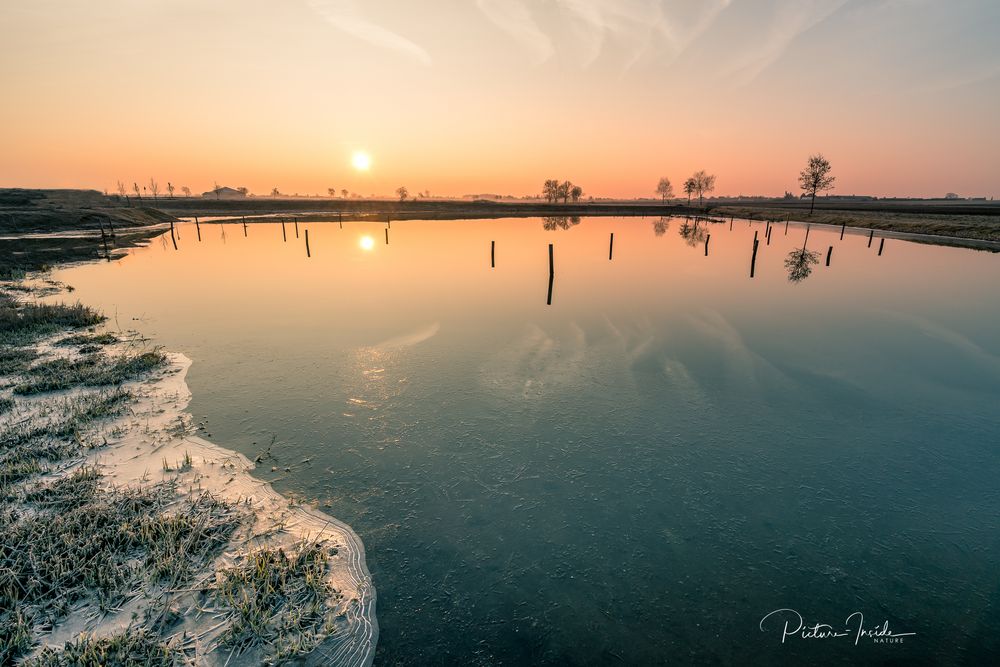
133, 182, 142, 200
181, 186, 191, 197
328, 188, 336, 197
691, 170, 716, 206
213, 181, 222, 200
396, 186, 409, 201
237, 186, 249, 196
656, 177, 674, 202
798, 154, 835, 215
149, 178, 160, 200
116, 180, 129, 204
543, 179, 561, 203
570, 185, 583, 202
683, 178, 696, 205
341, 189, 348, 198
271, 187, 280, 197
167, 182, 175, 198
560, 181, 574, 203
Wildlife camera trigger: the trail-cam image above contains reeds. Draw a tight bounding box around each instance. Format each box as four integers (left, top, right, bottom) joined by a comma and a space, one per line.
13, 350, 167, 395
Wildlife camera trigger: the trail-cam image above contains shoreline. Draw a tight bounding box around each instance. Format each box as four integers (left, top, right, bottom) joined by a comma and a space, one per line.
0, 279, 378, 665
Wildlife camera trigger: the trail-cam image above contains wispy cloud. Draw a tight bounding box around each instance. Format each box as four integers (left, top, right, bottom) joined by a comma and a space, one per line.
306, 0, 431, 66
476, 0, 553, 65
719, 0, 848, 85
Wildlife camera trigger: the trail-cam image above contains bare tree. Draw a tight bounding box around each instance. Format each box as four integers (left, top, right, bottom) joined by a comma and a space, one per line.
271, 187, 280, 197
213, 181, 222, 200
570, 185, 583, 202
341, 189, 348, 199
149, 178, 160, 200
181, 186, 191, 197
116, 180, 129, 205
237, 186, 249, 196
166, 182, 175, 198
396, 186, 409, 201
656, 177, 674, 202
798, 154, 835, 215
132, 182, 142, 200
543, 180, 561, 203
328, 188, 336, 197
692, 171, 716, 206
683, 178, 696, 205
560, 181, 574, 203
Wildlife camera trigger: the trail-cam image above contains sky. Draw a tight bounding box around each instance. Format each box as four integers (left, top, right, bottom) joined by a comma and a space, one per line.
1, 0, 998, 199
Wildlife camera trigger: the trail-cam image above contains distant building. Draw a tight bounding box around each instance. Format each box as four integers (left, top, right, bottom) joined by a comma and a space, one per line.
202, 186, 246, 199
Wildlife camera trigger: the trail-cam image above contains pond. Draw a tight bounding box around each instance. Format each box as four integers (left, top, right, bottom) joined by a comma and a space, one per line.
52, 216, 1000, 665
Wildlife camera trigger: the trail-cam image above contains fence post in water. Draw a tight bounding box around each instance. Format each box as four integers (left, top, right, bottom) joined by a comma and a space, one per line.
784, 220, 789, 235
305, 229, 311, 257
730, 218, 734, 231
826, 245, 833, 266
750, 239, 759, 278
766, 225, 772, 245
491, 240, 495, 268
868, 229, 874, 247
840, 223, 846, 240
242, 216, 247, 237
169, 221, 178, 250
878, 238, 885, 256
705, 234, 711, 256
609, 232, 614, 260
339, 213, 343, 229
295, 218, 299, 238
195, 216, 201, 242
281, 219, 287, 242
385, 228, 389, 244
549, 243, 554, 277
753, 230, 758, 243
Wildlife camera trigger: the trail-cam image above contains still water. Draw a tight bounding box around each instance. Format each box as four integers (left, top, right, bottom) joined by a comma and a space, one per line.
54, 217, 1000, 665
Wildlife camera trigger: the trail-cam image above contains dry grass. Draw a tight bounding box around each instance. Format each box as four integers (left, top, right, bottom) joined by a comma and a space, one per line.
213, 543, 342, 662
23, 628, 180, 666
13, 351, 167, 395
0, 292, 104, 346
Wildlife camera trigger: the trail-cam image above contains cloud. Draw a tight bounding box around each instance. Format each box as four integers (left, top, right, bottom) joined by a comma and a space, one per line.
476, 0, 554, 65
719, 0, 848, 85
306, 0, 431, 66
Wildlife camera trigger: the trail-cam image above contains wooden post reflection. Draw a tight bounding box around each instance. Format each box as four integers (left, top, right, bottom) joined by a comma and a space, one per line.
305, 229, 311, 257
491, 240, 495, 268
609, 232, 614, 260
868, 229, 874, 247
281, 219, 287, 242
704, 234, 710, 256
750, 239, 759, 278
878, 238, 885, 256
826, 245, 833, 266
195, 216, 201, 242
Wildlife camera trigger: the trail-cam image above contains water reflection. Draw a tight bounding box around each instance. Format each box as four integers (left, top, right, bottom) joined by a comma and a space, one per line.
678, 218, 708, 247
542, 216, 581, 231
784, 247, 821, 282
652, 217, 669, 236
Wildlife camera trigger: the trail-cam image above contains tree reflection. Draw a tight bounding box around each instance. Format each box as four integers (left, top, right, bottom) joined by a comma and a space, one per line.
542, 216, 581, 231
678, 218, 707, 247
652, 217, 670, 236
785, 229, 820, 283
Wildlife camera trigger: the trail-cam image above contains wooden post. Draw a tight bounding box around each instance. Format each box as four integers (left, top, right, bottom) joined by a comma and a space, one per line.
784, 220, 789, 235
609, 232, 614, 260
840, 223, 846, 240
281, 219, 287, 242
170, 221, 178, 250
750, 239, 759, 278
195, 216, 201, 242
491, 240, 495, 268
242, 216, 247, 237
549, 243, 554, 277
878, 238, 885, 256
107, 219, 115, 238
339, 213, 343, 229
547, 243, 554, 305
868, 229, 874, 247
295, 219, 299, 238
385, 228, 389, 244
305, 229, 311, 257
753, 230, 758, 243
704, 234, 710, 256
730, 218, 734, 231
826, 245, 833, 266
766, 225, 772, 245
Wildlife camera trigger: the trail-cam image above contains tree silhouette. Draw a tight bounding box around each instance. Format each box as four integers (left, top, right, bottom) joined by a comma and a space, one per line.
570, 185, 583, 202
692, 171, 716, 206
678, 218, 707, 247
396, 186, 409, 201
656, 177, 674, 202
798, 154, 835, 215
116, 180, 129, 205
149, 178, 159, 200
683, 178, 696, 205
542, 216, 581, 231
543, 180, 561, 203
166, 182, 175, 198
132, 182, 141, 200
653, 217, 669, 236
181, 186, 191, 197
341, 189, 349, 199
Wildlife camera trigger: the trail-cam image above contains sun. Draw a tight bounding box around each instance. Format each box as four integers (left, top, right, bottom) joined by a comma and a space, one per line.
351, 151, 372, 171
359, 235, 375, 251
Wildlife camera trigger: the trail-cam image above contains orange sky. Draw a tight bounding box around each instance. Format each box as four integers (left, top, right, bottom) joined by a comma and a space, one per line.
2, 1, 998, 199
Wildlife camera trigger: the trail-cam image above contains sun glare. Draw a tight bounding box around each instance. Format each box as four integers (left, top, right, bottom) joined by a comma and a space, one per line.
359, 235, 375, 250
351, 151, 372, 171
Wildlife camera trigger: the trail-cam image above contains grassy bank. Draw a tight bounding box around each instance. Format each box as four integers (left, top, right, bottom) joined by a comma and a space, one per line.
0, 284, 374, 665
